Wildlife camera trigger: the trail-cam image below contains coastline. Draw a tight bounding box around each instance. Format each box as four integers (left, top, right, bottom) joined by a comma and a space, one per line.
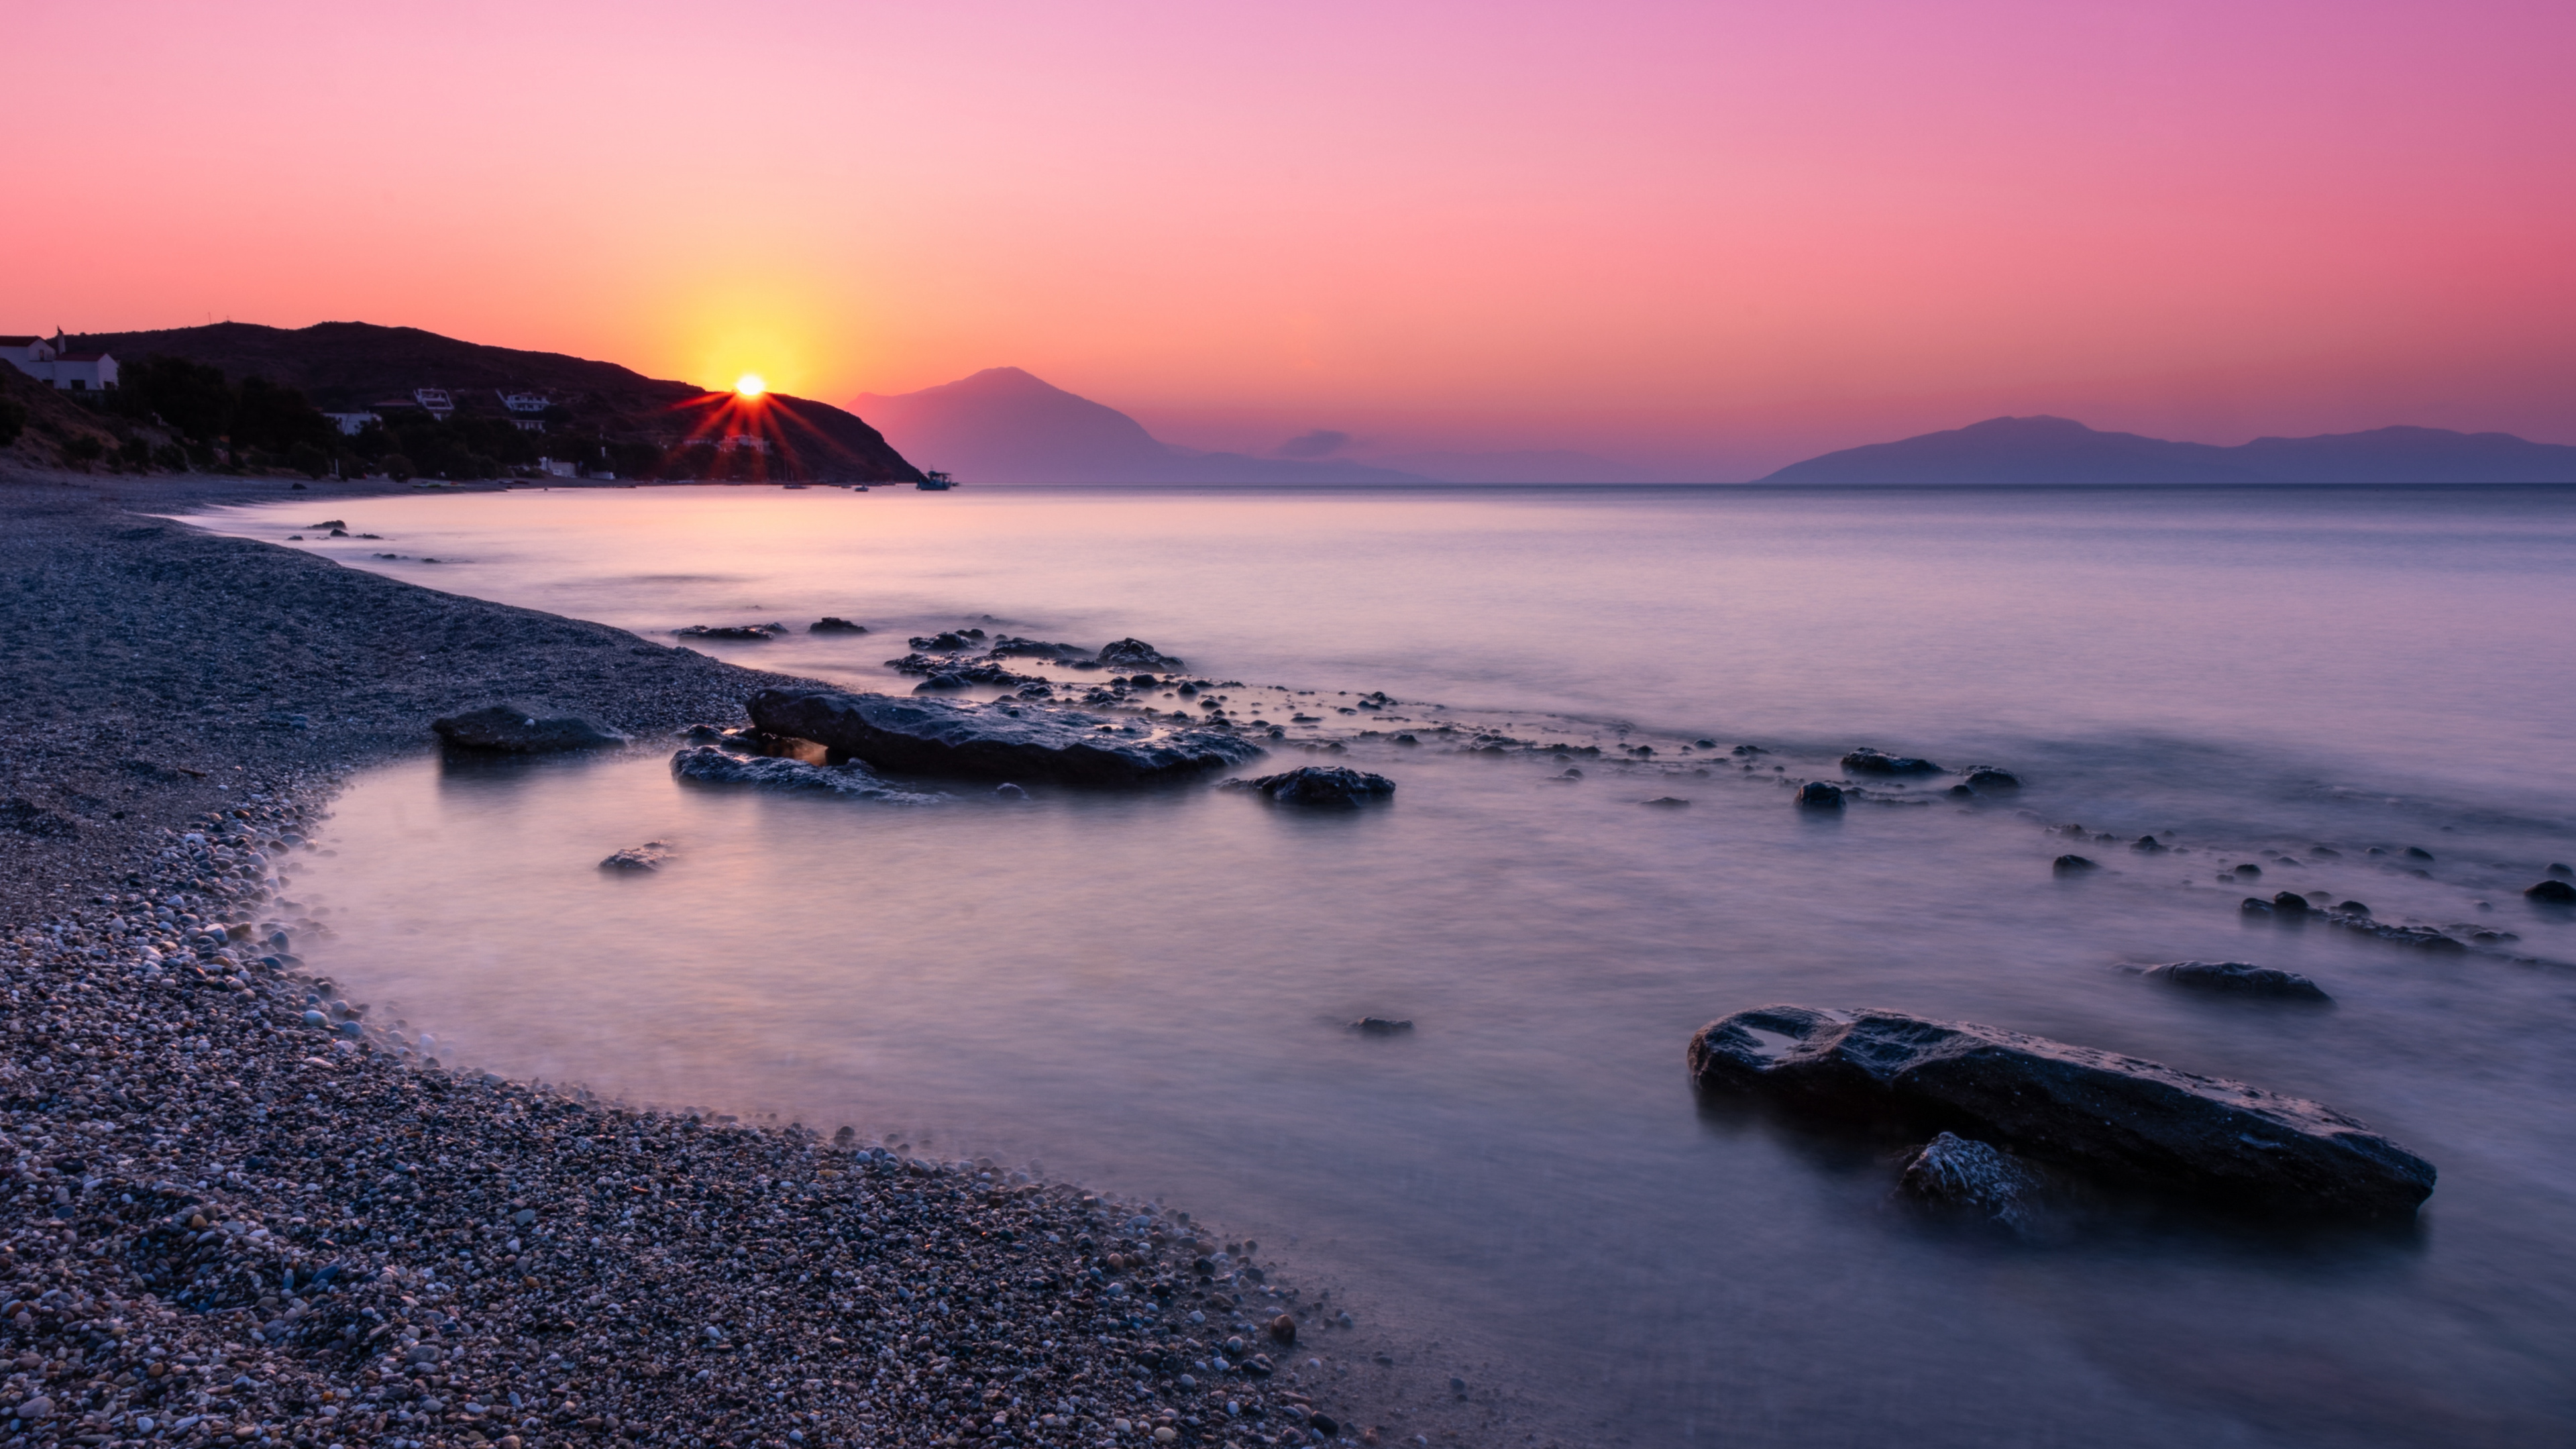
0, 468, 1515, 1449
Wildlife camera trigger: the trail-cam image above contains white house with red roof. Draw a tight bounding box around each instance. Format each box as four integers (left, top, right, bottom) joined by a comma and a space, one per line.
0, 333, 119, 392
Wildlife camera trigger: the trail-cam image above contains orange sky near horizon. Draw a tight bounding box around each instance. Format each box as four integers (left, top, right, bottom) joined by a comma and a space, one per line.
9, 0, 2573, 476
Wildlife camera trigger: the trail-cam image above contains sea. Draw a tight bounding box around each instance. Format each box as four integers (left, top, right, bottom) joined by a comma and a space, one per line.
185, 483, 2576, 1448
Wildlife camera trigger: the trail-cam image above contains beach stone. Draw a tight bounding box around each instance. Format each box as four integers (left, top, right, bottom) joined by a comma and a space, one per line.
1097, 638, 1185, 671
748, 688, 1260, 785
674, 623, 787, 641
808, 617, 868, 633
1961, 766, 2020, 790
1222, 766, 1395, 808
1348, 1017, 1415, 1035
669, 745, 947, 803
431, 704, 629, 753
1796, 782, 1845, 808
1898, 1132, 2043, 1232
1841, 748, 1943, 775
13, 1395, 52, 1421
2524, 879, 2576, 904
2141, 960, 2330, 1002
2132, 835, 2167, 853
2052, 854, 2097, 873
599, 840, 675, 871
1686, 1004, 2436, 1216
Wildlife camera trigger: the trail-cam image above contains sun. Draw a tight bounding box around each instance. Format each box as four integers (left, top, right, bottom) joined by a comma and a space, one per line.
735, 373, 766, 399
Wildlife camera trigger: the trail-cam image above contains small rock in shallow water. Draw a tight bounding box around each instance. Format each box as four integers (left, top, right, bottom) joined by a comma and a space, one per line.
1796, 782, 1845, 808
2132, 835, 2167, 853
1349, 1018, 1415, 1035
1223, 766, 1395, 808
2141, 960, 2330, 1002
673, 623, 788, 641
1097, 637, 1185, 671
2525, 879, 2576, 904
1899, 1132, 2044, 1232
1962, 766, 2020, 790
808, 616, 868, 633
600, 840, 676, 871
2269, 891, 2311, 914
1842, 747, 1943, 775
2052, 854, 2097, 873
1640, 796, 1690, 807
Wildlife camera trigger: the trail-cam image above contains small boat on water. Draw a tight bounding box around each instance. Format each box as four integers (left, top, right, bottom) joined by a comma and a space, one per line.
918, 471, 958, 491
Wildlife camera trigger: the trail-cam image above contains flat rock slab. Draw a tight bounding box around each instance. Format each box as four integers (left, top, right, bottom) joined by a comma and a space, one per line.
2142, 960, 2331, 1002
1688, 1004, 2434, 1218
670, 746, 947, 803
431, 704, 629, 753
748, 688, 1261, 786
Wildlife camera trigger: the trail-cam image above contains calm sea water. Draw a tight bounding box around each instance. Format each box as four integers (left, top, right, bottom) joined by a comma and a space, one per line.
190, 486, 2576, 1448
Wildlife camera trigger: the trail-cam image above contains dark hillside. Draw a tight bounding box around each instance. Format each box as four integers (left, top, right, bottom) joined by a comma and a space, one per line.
67, 321, 923, 483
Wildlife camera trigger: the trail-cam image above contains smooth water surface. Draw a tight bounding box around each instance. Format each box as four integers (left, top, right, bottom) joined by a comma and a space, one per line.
191, 486, 2576, 1446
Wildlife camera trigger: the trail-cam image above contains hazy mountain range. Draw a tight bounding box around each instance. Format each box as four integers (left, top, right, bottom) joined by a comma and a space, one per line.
853, 368, 1648, 484
866, 372, 2575, 485
1757, 415, 2576, 484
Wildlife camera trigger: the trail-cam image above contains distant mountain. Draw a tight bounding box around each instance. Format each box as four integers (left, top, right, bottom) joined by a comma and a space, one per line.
1760, 415, 2576, 485
853, 368, 1427, 484
68, 321, 922, 483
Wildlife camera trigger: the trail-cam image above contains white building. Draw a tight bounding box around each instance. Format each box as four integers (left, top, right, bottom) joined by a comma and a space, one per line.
413, 388, 454, 419
0, 333, 119, 392
498, 390, 551, 433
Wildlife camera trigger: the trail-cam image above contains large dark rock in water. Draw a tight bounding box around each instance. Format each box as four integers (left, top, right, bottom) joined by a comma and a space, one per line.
2526, 879, 2576, 904
1842, 747, 1943, 775
1223, 766, 1395, 808
1796, 781, 1845, 808
747, 688, 1260, 785
1687, 1005, 2434, 1217
2141, 960, 2331, 1002
431, 705, 629, 753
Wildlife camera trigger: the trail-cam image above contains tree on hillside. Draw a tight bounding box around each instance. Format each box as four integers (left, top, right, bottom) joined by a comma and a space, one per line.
113, 356, 234, 441
0, 392, 23, 448
231, 376, 336, 453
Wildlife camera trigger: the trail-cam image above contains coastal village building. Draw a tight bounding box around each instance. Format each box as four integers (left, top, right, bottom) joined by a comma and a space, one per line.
413, 388, 454, 419
498, 390, 551, 432
0, 333, 119, 392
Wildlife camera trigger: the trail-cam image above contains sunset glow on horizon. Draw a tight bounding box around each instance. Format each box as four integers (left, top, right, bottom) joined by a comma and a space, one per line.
10, 0, 2573, 476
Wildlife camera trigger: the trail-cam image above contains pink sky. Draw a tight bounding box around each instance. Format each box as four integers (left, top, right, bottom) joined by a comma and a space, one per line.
10, 0, 2573, 476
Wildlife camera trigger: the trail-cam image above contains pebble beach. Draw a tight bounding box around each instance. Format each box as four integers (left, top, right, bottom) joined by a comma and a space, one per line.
0, 471, 1507, 1449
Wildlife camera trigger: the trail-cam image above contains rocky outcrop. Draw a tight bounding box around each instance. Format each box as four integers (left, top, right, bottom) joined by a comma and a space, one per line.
747, 689, 1260, 785
1222, 766, 1395, 808
674, 623, 788, 641
1796, 782, 1845, 808
669, 745, 946, 803
1842, 748, 1942, 775
1961, 767, 2020, 790
2140, 960, 2330, 1002
808, 617, 868, 634
431, 704, 629, 753
1686, 1004, 2434, 1217
2526, 879, 2576, 904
